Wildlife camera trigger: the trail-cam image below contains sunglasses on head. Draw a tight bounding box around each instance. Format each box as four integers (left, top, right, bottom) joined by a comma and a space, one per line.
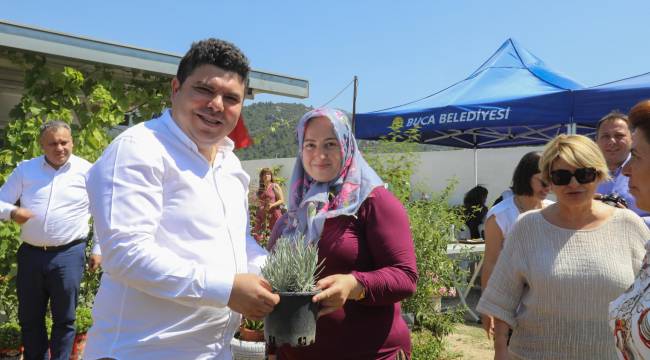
549, 167, 598, 186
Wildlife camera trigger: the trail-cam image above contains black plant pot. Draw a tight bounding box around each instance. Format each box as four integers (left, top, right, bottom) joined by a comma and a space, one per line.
264, 291, 318, 347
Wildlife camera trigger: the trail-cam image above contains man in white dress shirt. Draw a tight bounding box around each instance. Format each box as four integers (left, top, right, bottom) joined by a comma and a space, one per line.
595, 111, 650, 226
84, 39, 280, 359
0, 121, 101, 360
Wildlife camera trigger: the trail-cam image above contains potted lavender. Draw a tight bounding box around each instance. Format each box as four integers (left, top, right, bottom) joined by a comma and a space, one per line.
262, 234, 324, 348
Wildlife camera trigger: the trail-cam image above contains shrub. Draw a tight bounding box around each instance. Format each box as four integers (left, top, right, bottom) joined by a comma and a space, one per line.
0, 321, 21, 350
403, 183, 468, 334
364, 126, 467, 344
75, 306, 93, 334
411, 329, 444, 359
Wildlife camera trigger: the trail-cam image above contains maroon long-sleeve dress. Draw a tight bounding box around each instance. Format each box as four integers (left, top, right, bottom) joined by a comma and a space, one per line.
269, 186, 418, 360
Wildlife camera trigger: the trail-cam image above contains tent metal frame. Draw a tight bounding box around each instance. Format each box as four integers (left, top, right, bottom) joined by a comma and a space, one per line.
422, 124, 566, 148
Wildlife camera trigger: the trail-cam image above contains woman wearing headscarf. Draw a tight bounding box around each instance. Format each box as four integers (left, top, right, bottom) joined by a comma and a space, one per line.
609, 100, 650, 359
477, 134, 648, 359
268, 108, 418, 360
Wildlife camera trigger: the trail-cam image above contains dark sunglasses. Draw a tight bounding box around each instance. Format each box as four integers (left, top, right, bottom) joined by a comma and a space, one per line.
549, 167, 598, 186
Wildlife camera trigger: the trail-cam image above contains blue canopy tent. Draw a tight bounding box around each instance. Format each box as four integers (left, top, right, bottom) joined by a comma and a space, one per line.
574, 72, 650, 132
355, 38, 585, 149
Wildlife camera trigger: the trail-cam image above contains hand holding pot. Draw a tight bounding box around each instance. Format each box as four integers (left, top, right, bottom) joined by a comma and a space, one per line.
228, 274, 280, 320
312, 274, 364, 317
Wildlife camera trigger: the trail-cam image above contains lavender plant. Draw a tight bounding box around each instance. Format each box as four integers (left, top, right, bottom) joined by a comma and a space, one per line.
262, 234, 324, 292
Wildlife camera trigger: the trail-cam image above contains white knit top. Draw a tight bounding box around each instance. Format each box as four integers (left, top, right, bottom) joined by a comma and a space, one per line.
477, 208, 649, 360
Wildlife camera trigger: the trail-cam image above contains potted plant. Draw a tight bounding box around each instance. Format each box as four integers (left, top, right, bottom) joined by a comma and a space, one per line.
0, 321, 21, 359
70, 306, 92, 360
230, 318, 266, 360
239, 318, 264, 342
261, 234, 324, 348
430, 274, 457, 312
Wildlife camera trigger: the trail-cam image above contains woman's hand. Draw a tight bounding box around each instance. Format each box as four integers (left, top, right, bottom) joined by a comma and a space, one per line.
481, 314, 495, 339
312, 274, 364, 317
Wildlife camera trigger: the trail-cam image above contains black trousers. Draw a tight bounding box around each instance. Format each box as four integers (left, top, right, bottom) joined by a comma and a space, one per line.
17, 241, 85, 360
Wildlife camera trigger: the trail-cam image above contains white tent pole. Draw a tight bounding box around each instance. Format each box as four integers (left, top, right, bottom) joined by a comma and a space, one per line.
566, 122, 577, 135
474, 148, 478, 186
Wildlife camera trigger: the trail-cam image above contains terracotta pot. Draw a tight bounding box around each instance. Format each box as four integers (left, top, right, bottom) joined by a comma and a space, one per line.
239, 326, 265, 342
0, 347, 21, 359
69, 332, 87, 360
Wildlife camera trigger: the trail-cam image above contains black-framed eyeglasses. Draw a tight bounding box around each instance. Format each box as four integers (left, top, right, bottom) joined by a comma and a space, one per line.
549, 167, 598, 186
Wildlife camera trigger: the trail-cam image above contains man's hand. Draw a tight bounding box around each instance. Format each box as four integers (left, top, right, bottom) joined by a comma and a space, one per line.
228, 274, 279, 320
312, 274, 363, 318
10, 207, 33, 225
88, 254, 102, 272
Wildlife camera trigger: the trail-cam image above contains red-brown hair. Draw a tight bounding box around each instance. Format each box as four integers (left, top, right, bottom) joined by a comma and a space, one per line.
628, 100, 650, 143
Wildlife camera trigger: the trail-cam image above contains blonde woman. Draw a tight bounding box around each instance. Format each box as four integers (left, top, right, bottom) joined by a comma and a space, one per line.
478, 134, 649, 360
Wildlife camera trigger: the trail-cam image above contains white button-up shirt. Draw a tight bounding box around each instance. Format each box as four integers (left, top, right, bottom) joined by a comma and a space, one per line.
0, 154, 95, 250
84, 110, 267, 360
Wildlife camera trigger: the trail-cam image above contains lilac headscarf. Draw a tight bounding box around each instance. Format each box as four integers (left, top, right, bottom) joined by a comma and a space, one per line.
282, 108, 384, 244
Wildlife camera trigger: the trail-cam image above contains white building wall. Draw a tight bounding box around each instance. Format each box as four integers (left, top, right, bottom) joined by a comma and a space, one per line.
241, 145, 547, 205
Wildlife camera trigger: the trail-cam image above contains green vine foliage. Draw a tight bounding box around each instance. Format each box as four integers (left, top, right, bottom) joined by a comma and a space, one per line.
0, 50, 170, 321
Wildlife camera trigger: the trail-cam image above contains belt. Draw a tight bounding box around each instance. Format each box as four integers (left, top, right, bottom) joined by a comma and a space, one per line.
23, 238, 86, 252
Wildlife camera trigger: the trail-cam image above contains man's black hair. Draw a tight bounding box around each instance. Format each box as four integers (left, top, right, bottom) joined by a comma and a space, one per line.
176, 38, 250, 84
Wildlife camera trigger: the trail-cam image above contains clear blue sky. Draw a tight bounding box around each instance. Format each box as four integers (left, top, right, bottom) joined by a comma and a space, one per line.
4, 1, 650, 113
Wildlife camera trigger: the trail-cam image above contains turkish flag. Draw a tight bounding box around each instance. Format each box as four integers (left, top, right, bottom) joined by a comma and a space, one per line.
229, 114, 253, 149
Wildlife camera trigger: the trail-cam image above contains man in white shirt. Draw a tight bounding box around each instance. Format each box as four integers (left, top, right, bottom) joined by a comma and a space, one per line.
84, 39, 280, 359
0, 121, 101, 360
595, 111, 650, 226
